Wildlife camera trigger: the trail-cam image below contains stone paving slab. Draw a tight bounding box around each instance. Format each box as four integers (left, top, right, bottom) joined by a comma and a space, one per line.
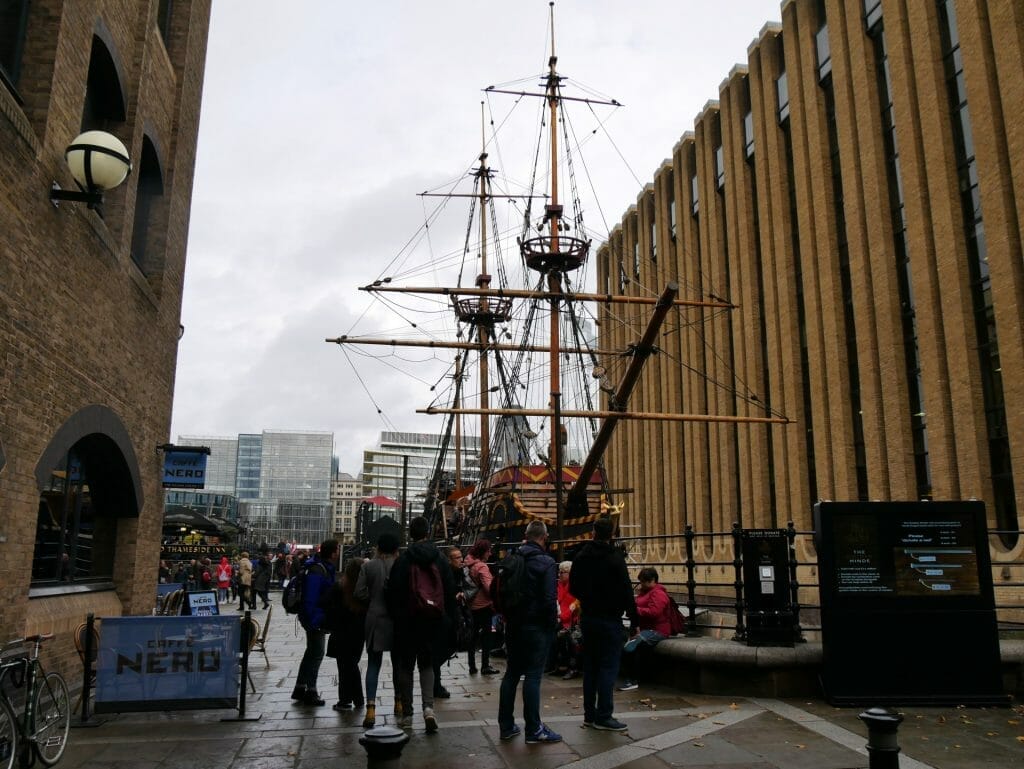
55, 605, 1022, 769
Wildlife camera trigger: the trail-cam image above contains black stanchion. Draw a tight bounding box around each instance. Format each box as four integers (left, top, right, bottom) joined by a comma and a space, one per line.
221, 610, 262, 722
72, 613, 105, 728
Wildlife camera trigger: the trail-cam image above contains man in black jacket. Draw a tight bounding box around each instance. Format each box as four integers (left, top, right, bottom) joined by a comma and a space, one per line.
569, 516, 638, 732
386, 516, 457, 733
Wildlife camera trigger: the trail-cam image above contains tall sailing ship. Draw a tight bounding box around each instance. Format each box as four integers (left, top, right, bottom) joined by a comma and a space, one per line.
329, 7, 787, 552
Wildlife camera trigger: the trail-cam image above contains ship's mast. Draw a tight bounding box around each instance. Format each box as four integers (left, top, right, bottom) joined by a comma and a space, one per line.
476, 105, 492, 481
545, 17, 565, 538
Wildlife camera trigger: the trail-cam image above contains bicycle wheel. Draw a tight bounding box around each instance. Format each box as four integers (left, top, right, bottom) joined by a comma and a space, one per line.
0, 696, 17, 769
31, 672, 69, 766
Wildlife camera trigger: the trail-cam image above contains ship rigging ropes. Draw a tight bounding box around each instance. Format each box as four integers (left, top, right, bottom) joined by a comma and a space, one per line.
330, 23, 787, 456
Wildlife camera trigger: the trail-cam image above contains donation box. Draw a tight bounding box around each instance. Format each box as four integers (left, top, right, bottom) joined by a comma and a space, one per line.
815, 500, 1006, 705
741, 529, 795, 646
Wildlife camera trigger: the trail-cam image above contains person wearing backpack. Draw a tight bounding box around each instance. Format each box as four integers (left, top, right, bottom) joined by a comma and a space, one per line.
496, 520, 562, 745
385, 516, 457, 733
569, 516, 639, 732
463, 538, 499, 675
291, 539, 339, 707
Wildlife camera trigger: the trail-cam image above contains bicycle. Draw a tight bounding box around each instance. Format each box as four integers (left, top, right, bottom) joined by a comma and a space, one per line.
0, 634, 71, 768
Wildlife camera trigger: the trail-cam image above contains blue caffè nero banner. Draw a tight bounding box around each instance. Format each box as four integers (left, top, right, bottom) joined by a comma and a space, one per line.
95, 616, 240, 713
162, 450, 208, 489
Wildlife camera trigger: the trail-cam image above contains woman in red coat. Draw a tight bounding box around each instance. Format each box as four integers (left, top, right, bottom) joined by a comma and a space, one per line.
619, 567, 674, 691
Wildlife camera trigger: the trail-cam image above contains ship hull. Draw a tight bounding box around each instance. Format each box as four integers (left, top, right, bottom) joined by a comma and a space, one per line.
452, 464, 620, 552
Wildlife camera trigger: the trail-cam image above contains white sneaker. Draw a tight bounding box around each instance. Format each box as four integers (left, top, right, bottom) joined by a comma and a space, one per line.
424, 706, 438, 733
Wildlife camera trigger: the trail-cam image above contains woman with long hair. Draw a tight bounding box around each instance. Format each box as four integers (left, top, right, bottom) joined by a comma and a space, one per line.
464, 538, 499, 675
354, 533, 400, 728
326, 556, 367, 710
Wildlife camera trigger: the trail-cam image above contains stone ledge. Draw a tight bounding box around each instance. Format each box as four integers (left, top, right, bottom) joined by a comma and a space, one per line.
654, 636, 822, 667
650, 636, 1023, 697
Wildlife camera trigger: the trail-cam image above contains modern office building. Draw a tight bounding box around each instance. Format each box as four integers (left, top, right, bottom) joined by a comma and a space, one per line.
0, 2, 211, 673
361, 431, 481, 520
171, 430, 334, 548
596, 0, 1024, 568
176, 435, 239, 495
330, 472, 363, 543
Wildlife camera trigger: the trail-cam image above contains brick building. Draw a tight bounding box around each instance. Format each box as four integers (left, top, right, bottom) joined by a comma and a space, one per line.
0, 0, 211, 672
597, 0, 1024, 567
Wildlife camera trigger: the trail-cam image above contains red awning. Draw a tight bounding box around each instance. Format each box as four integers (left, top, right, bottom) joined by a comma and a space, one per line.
363, 495, 400, 508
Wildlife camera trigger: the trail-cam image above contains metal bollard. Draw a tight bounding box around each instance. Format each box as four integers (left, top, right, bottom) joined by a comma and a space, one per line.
858, 707, 904, 769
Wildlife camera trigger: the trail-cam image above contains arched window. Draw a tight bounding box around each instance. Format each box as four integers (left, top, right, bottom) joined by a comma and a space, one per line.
31, 407, 142, 589
81, 34, 126, 132
131, 136, 166, 274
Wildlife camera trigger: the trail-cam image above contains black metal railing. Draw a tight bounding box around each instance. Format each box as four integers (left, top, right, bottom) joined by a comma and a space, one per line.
535, 522, 1024, 642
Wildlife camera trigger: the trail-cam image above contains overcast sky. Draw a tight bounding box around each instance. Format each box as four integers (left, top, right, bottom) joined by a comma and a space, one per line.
169, 1, 783, 472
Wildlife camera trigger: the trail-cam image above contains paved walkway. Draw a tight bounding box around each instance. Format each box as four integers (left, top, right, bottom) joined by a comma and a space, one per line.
61, 607, 1022, 768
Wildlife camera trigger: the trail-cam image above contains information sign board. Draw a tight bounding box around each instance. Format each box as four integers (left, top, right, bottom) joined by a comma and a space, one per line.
815, 500, 1005, 705
94, 615, 240, 713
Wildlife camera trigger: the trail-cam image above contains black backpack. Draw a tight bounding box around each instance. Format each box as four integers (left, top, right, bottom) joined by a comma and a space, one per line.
461, 564, 480, 602
282, 562, 326, 615
493, 551, 530, 615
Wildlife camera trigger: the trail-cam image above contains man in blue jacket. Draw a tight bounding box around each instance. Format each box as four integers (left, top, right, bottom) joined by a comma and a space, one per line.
292, 538, 339, 706
497, 519, 562, 744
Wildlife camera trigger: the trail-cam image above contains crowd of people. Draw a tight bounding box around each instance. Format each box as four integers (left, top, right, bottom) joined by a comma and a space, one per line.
286, 514, 682, 743
158, 545, 310, 611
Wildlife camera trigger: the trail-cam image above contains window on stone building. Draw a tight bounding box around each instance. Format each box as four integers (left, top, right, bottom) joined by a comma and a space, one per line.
81, 35, 126, 132
776, 71, 789, 123
32, 442, 119, 586
0, 0, 30, 95
157, 0, 173, 47
744, 111, 755, 159
667, 171, 677, 240
131, 136, 166, 274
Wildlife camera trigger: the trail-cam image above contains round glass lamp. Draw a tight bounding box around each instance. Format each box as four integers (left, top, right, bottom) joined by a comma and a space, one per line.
65, 130, 132, 191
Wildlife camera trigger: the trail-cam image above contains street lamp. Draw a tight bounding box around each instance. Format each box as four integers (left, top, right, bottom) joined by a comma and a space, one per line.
50, 130, 132, 211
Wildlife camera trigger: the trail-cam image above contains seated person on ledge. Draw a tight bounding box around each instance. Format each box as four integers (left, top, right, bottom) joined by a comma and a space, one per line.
619, 567, 673, 691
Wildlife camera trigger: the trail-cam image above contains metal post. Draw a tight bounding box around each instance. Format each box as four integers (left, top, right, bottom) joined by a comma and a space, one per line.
731, 522, 746, 641
858, 707, 903, 769
222, 610, 261, 722
786, 520, 805, 642
684, 524, 698, 635
71, 613, 106, 727
401, 455, 409, 534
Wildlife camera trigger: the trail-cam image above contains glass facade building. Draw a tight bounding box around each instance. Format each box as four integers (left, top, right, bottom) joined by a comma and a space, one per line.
166, 430, 334, 549
362, 431, 480, 517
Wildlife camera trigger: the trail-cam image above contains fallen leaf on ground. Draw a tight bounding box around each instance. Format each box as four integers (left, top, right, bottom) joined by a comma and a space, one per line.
985, 732, 998, 737
729, 702, 740, 710
692, 742, 705, 748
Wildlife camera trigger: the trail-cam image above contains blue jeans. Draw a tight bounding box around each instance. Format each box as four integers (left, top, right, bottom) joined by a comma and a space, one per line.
498, 622, 553, 735
296, 629, 326, 690
580, 616, 623, 722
